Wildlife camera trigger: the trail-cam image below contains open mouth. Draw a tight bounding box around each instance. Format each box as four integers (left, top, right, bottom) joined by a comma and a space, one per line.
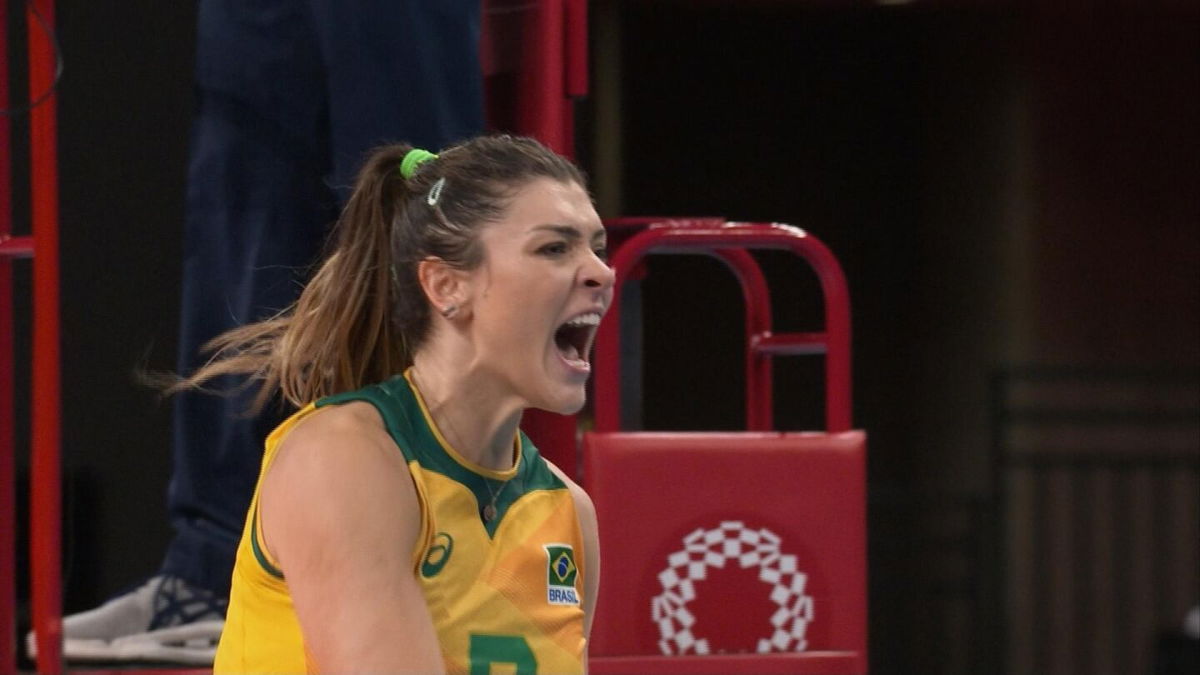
554, 312, 602, 365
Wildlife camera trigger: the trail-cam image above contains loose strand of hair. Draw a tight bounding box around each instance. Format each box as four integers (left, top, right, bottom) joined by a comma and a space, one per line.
171, 145, 414, 412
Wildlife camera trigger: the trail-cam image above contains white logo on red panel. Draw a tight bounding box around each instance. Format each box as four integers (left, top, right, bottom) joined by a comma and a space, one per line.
650, 521, 814, 656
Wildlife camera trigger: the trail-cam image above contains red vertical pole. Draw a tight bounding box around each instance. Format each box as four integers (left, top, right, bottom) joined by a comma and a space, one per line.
802, 234, 852, 432
26, 1, 62, 673
564, 0, 588, 99
517, 0, 567, 154
560, 0, 587, 155
0, 2, 16, 672
514, 0, 580, 475
713, 249, 774, 431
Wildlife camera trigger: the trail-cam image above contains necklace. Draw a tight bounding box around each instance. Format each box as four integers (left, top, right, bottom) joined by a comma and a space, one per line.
481, 476, 514, 522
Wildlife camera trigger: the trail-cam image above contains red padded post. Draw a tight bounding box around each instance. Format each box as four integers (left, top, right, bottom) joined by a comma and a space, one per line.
584, 432, 867, 671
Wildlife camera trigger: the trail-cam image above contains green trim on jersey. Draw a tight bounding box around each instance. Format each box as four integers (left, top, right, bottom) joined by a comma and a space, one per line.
250, 512, 284, 579
317, 376, 565, 537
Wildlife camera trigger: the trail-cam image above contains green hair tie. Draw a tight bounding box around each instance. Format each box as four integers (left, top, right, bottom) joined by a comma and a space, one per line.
399, 148, 438, 179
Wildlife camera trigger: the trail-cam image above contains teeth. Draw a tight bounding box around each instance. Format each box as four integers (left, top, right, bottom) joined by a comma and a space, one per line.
564, 312, 601, 327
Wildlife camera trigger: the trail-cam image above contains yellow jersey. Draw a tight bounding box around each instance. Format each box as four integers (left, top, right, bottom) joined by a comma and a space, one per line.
214, 371, 588, 673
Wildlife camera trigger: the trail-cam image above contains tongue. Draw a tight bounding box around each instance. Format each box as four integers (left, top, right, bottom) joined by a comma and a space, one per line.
561, 342, 582, 362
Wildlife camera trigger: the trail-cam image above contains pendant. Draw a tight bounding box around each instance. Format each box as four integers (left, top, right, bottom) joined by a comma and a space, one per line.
482, 503, 497, 522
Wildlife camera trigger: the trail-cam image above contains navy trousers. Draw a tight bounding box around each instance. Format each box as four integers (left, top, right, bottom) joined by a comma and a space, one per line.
162, 0, 484, 595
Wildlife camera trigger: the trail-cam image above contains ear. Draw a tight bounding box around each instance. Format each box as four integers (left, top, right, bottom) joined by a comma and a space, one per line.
417, 257, 470, 320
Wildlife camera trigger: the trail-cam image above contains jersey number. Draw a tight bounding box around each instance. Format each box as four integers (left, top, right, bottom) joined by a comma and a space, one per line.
469, 634, 536, 674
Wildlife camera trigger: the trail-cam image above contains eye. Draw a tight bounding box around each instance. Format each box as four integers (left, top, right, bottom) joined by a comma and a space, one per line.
593, 246, 608, 262
537, 241, 569, 257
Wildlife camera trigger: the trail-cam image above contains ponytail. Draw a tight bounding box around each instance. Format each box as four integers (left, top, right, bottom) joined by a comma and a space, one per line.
172, 144, 415, 411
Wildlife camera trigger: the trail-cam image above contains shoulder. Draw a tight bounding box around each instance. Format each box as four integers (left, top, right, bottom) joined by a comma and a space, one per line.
299, 398, 387, 433
282, 400, 396, 459
264, 401, 413, 522
317, 378, 425, 460
259, 400, 423, 570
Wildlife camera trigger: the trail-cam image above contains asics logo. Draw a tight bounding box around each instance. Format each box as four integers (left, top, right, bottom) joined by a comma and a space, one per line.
421, 532, 454, 577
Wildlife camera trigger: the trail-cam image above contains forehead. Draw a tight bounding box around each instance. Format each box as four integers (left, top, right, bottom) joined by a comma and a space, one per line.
492, 178, 602, 236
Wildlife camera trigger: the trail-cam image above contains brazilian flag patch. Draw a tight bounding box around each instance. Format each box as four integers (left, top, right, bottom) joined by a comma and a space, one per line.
543, 543, 580, 606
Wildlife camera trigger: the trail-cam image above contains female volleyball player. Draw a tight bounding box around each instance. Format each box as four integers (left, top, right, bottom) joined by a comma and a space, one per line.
183, 136, 609, 672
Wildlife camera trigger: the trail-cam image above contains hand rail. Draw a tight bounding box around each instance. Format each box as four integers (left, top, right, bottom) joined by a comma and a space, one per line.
594, 221, 852, 433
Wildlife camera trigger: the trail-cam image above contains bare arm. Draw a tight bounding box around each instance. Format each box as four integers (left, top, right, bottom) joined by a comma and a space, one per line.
259, 402, 444, 673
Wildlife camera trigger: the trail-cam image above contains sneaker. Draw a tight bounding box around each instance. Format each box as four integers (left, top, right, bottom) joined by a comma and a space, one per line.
25, 574, 227, 665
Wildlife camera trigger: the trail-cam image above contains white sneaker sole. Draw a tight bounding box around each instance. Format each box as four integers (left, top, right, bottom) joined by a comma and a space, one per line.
26, 620, 224, 665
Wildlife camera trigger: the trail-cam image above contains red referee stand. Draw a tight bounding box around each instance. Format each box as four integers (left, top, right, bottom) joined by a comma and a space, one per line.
585, 221, 869, 674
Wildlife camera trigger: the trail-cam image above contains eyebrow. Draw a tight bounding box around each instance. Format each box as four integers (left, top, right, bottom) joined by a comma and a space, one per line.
530, 224, 607, 242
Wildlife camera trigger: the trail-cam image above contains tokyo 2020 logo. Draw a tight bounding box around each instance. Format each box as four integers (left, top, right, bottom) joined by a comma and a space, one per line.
651, 521, 814, 656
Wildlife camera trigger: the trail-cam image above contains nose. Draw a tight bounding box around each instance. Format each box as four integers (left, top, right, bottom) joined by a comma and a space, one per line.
582, 250, 616, 291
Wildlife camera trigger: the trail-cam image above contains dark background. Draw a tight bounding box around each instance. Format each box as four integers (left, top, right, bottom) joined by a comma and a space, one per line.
7, 0, 1199, 673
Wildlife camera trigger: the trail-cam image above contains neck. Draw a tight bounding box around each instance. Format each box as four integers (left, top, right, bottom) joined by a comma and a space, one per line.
408, 349, 525, 472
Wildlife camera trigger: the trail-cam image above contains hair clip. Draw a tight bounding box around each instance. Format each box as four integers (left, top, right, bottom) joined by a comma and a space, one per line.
427, 177, 446, 207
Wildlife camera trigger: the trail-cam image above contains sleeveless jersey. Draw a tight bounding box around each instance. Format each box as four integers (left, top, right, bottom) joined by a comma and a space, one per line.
214, 371, 588, 673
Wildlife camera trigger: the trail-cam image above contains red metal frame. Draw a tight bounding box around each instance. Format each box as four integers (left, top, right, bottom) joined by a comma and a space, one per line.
28, 1, 63, 672
0, 2, 15, 670
594, 221, 853, 433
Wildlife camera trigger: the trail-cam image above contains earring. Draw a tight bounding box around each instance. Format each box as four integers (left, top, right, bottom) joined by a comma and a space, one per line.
441, 304, 458, 319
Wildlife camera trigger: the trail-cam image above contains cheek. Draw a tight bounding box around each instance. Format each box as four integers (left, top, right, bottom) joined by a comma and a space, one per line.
473, 257, 577, 353
478, 274, 552, 345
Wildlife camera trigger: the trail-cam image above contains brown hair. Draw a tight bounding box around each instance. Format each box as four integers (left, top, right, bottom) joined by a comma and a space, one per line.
173, 135, 586, 411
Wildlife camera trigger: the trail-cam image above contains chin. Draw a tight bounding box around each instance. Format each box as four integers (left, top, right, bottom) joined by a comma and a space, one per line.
559, 395, 587, 416
535, 386, 588, 416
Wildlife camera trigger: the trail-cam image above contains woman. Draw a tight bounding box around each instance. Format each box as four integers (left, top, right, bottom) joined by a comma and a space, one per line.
192, 135, 611, 672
